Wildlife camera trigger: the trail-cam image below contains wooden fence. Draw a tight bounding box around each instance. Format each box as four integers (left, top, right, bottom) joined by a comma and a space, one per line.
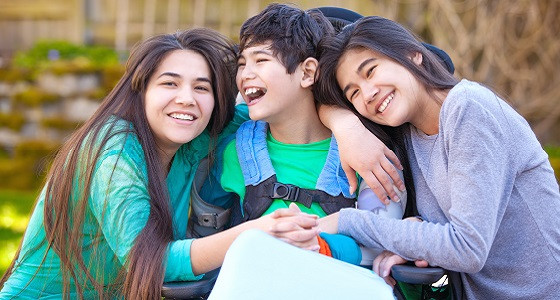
0, 0, 559, 144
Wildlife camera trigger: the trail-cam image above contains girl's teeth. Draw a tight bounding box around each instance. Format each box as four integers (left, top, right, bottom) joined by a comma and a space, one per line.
170, 113, 194, 120
378, 94, 394, 113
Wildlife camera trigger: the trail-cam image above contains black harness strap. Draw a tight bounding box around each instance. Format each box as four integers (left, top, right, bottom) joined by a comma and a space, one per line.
230, 175, 355, 226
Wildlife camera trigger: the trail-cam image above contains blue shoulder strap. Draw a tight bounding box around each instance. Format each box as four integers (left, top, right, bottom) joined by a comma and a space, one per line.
236, 120, 276, 186
316, 136, 353, 198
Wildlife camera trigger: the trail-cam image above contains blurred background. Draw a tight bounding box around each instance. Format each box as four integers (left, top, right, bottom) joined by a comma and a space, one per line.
0, 0, 559, 275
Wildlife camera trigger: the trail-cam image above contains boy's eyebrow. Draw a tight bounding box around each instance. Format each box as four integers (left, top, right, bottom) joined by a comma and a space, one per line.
251, 49, 273, 55
238, 49, 274, 60
342, 58, 377, 97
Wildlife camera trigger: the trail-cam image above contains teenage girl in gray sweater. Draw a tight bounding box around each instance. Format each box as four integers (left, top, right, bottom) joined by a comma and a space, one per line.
207, 15, 559, 300
314, 16, 560, 299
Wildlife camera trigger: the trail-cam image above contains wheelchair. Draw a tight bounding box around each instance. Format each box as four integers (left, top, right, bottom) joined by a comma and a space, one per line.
162, 6, 456, 300
160, 253, 450, 300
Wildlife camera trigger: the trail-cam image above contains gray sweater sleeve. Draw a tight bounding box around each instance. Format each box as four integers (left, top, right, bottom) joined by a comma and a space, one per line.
338, 80, 560, 275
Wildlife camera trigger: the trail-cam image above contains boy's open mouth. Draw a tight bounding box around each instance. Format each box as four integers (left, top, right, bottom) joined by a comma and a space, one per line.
244, 87, 267, 103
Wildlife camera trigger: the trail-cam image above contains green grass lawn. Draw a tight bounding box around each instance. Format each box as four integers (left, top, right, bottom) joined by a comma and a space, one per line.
0, 189, 38, 276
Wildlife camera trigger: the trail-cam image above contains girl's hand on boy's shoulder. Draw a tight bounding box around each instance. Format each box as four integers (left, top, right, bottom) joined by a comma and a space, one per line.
335, 116, 405, 203
319, 105, 405, 203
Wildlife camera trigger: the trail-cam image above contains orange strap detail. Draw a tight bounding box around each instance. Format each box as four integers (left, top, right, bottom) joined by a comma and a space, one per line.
317, 235, 332, 257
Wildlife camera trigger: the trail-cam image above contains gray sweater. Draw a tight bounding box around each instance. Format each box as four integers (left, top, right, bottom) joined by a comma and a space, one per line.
339, 80, 560, 299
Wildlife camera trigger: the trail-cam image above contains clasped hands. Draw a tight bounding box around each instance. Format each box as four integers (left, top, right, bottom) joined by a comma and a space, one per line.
260, 203, 321, 251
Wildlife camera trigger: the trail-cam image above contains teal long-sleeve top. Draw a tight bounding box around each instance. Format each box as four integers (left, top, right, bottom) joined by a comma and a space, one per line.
0, 105, 249, 299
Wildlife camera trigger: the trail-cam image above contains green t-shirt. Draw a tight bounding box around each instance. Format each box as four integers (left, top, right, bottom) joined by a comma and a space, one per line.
221, 131, 332, 217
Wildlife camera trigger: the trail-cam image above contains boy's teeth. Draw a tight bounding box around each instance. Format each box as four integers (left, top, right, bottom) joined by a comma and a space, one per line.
244, 87, 266, 99
245, 87, 258, 95
170, 113, 194, 120
378, 93, 394, 113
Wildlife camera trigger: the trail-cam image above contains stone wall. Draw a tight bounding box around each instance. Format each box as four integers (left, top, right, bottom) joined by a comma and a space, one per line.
0, 71, 102, 152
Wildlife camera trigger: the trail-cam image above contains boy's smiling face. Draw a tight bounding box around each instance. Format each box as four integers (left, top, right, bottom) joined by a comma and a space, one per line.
236, 42, 306, 124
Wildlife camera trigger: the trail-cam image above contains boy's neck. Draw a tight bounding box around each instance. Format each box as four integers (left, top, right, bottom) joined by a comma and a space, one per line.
266, 95, 331, 144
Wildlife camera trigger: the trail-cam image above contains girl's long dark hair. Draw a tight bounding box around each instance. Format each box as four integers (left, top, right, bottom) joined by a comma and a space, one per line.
315, 16, 459, 216
1, 28, 237, 299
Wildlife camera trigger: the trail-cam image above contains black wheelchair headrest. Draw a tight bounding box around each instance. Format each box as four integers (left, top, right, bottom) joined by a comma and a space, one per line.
316, 6, 455, 74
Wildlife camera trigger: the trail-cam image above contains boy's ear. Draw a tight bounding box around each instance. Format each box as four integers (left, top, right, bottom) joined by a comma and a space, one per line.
300, 57, 318, 88
411, 52, 423, 66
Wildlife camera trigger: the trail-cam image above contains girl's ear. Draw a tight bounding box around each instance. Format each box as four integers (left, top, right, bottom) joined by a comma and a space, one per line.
300, 57, 318, 88
411, 52, 423, 66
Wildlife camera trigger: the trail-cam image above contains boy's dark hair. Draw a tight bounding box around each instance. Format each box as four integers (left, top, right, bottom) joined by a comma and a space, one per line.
239, 3, 334, 74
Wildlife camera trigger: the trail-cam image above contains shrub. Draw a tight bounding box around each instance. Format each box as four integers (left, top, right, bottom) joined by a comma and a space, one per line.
0, 112, 25, 131
546, 146, 560, 182
0, 140, 59, 190
0, 68, 32, 83
13, 87, 58, 107
41, 116, 82, 130
550, 158, 560, 182
100, 64, 125, 93
13, 40, 120, 72
0, 159, 44, 189
14, 140, 59, 160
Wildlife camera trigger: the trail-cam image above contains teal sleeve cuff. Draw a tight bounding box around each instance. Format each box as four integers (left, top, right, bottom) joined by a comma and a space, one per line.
319, 232, 362, 266
164, 239, 204, 282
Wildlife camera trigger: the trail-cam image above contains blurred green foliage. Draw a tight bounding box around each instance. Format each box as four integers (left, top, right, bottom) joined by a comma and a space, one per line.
13, 87, 58, 107
546, 146, 560, 182
0, 112, 25, 131
13, 40, 120, 73
0, 140, 58, 190
41, 116, 82, 130
100, 64, 125, 94
14, 140, 58, 161
0, 68, 33, 83
0, 189, 38, 277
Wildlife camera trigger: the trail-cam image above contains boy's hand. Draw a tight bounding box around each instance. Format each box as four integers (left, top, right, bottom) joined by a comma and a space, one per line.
319, 105, 405, 204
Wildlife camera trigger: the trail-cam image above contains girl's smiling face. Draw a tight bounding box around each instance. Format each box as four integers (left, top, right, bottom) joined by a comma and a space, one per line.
145, 49, 215, 160
336, 47, 429, 131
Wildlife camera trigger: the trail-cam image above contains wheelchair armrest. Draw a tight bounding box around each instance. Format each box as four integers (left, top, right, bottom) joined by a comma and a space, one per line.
161, 268, 220, 300
390, 264, 445, 285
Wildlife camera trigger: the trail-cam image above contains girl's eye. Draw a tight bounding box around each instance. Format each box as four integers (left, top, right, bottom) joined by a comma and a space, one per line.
366, 66, 375, 77
349, 89, 359, 102
195, 85, 211, 92
237, 61, 246, 67
162, 81, 177, 87
256, 58, 268, 63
